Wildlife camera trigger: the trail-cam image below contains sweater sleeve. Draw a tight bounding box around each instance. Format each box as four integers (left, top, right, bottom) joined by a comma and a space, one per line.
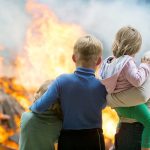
30, 79, 60, 113
123, 59, 150, 87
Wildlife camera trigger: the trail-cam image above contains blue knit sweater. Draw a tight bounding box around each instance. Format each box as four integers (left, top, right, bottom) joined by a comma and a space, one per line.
30, 67, 107, 129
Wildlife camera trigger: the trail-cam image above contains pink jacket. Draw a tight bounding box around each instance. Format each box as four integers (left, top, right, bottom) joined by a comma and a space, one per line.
100, 55, 150, 94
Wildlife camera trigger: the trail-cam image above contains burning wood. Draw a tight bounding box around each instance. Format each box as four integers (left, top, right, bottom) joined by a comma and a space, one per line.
0, 91, 24, 129
0, 145, 15, 150
0, 1, 119, 149
0, 77, 33, 150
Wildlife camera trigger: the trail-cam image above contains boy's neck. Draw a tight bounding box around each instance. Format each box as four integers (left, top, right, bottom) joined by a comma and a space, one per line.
76, 64, 97, 71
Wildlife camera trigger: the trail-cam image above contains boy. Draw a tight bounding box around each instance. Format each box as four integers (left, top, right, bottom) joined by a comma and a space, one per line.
30, 35, 107, 150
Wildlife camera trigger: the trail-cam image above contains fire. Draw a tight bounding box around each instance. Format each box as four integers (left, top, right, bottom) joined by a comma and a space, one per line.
0, 126, 18, 150
0, 126, 13, 143
0, 0, 119, 149
103, 107, 119, 146
0, 77, 32, 110
16, 0, 85, 89
0, 78, 32, 149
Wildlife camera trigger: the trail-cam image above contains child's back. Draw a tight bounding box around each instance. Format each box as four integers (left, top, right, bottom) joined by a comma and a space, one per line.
30, 35, 107, 150
100, 26, 150, 150
51, 67, 106, 129
100, 55, 150, 94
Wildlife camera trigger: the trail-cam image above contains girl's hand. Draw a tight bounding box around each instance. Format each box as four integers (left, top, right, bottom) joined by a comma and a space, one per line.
141, 56, 150, 64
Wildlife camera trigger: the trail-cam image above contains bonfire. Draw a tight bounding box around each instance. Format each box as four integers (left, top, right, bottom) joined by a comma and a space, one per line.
0, 1, 118, 149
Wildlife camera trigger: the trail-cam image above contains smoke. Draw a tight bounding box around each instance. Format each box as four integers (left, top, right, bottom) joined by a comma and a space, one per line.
0, 0, 30, 56
0, 0, 150, 67
37, 0, 150, 59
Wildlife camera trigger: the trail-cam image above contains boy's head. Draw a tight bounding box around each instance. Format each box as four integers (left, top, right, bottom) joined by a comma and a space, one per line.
73, 35, 103, 68
112, 26, 142, 58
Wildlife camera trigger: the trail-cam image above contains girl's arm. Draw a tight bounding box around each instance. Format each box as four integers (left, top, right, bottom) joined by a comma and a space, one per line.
123, 59, 150, 87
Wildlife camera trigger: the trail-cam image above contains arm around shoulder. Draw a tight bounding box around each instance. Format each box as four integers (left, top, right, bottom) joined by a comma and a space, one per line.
30, 79, 60, 113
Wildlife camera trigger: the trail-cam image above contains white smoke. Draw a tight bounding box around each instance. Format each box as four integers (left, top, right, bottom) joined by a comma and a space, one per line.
0, 0, 150, 60
0, 0, 30, 54
37, 0, 150, 59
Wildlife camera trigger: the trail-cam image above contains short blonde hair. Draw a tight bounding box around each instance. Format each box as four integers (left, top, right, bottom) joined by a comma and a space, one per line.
73, 35, 103, 67
112, 26, 142, 58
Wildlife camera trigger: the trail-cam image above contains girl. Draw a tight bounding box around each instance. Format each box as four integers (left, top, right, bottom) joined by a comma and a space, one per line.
19, 80, 62, 150
100, 26, 150, 150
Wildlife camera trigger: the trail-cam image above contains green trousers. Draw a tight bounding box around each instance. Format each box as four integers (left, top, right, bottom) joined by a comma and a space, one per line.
115, 104, 150, 148
19, 112, 62, 150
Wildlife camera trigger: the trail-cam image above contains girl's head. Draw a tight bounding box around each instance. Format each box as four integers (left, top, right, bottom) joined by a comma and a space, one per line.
112, 26, 142, 58
34, 80, 63, 119
34, 80, 51, 101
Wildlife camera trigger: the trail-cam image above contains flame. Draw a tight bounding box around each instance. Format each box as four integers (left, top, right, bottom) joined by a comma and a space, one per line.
3, 141, 18, 150
0, 126, 18, 150
0, 123, 18, 149
15, 0, 84, 89
103, 107, 119, 145
0, 77, 31, 110
0, 0, 119, 149
0, 78, 31, 149
0, 127, 13, 143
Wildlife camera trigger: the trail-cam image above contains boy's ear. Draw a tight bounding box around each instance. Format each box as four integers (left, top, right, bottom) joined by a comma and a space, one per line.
72, 54, 76, 63
96, 56, 102, 66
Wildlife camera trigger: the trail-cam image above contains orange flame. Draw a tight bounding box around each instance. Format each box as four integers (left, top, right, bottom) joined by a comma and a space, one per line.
0, 127, 13, 143
0, 0, 119, 149
0, 78, 31, 110
103, 107, 119, 146
0, 78, 31, 149
15, 0, 84, 89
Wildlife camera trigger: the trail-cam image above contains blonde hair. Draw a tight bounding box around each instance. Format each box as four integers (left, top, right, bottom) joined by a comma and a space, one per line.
34, 80, 62, 119
34, 80, 51, 101
73, 35, 103, 67
112, 26, 142, 58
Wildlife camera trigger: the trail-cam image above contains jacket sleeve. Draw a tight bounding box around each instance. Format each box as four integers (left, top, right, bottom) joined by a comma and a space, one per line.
123, 59, 150, 87
30, 79, 59, 113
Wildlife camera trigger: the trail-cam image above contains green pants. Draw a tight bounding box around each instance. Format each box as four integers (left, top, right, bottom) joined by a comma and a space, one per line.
115, 104, 150, 148
19, 112, 62, 150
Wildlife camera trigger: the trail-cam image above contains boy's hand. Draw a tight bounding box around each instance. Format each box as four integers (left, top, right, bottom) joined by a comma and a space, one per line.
141, 56, 150, 64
